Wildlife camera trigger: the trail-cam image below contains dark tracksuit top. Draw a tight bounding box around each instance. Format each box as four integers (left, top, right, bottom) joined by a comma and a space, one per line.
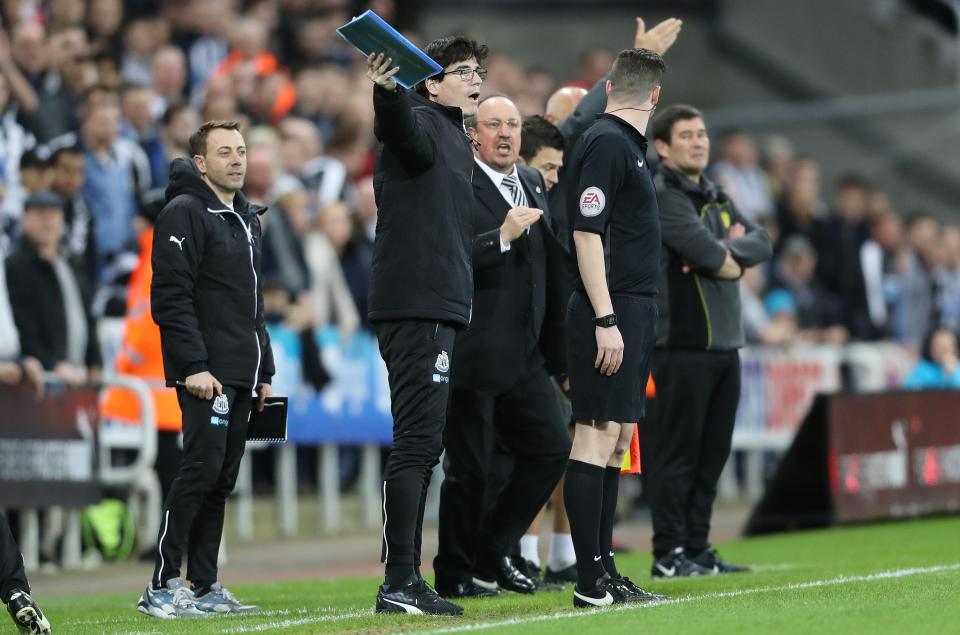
368, 85, 476, 327
654, 166, 772, 351
151, 157, 275, 389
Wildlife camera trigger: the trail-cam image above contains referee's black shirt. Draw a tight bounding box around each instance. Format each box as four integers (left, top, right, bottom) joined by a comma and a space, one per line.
564, 113, 660, 296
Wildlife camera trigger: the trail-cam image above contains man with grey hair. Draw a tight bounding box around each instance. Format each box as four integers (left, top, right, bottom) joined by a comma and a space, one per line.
433, 94, 571, 599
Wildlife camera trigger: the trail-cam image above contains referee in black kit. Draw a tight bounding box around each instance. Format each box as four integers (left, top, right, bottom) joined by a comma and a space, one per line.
562, 48, 667, 609
364, 37, 487, 616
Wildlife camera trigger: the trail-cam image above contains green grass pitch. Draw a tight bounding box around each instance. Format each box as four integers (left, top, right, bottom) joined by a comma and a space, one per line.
39, 516, 959, 634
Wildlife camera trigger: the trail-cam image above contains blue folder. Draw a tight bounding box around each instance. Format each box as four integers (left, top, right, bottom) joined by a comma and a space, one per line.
336, 10, 442, 90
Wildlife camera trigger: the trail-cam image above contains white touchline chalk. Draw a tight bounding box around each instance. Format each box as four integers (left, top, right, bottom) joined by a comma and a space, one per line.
416, 563, 960, 635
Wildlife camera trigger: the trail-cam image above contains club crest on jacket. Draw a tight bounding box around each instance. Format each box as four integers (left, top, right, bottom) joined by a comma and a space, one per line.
435, 351, 450, 373
213, 394, 230, 415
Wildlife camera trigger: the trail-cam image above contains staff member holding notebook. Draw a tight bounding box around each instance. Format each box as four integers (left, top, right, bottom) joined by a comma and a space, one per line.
365, 36, 516, 616
137, 120, 274, 619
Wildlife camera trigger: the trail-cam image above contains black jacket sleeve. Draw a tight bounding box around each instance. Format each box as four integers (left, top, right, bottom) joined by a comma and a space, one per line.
254, 217, 275, 385
5, 257, 53, 368
373, 85, 436, 174
657, 188, 729, 273
472, 229, 507, 271
150, 199, 209, 378
722, 201, 773, 268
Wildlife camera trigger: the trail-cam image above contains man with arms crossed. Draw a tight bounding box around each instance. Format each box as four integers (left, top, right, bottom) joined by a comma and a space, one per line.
364, 37, 488, 615
644, 105, 771, 578
563, 48, 666, 608
138, 121, 273, 618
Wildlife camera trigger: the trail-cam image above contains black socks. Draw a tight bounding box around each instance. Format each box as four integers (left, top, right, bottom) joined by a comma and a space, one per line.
599, 466, 621, 578
563, 459, 605, 589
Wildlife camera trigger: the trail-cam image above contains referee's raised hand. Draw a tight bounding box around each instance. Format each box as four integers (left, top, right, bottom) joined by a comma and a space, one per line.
595, 324, 624, 376
367, 52, 400, 91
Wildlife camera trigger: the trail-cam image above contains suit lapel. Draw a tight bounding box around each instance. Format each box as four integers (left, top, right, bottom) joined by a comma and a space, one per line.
518, 166, 548, 213
472, 167, 511, 227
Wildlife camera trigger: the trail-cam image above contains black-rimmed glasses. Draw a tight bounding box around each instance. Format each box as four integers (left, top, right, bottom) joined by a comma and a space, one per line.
443, 67, 487, 81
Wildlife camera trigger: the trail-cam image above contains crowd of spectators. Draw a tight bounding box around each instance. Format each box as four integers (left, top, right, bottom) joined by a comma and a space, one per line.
720, 129, 960, 356
0, 0, 953, 394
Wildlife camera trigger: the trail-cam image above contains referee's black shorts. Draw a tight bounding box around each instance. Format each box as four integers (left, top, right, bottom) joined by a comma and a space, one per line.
565, 291, 657, 424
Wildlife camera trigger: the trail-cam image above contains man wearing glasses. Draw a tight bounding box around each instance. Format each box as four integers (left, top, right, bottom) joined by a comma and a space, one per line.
433, 95, 572, 598
365, 37, 488, 616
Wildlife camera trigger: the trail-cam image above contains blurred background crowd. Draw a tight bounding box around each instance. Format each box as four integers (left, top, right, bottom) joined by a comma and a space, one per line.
0, 0, 956, 577
0, 0, 957, 389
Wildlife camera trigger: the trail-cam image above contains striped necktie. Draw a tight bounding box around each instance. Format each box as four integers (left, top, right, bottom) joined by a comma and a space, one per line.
502, 173, 527, 208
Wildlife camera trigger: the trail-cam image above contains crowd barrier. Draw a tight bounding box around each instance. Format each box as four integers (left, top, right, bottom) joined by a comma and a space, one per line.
0, 372, 154, 569
720, 342, 914, 499
2, 323, 921, 564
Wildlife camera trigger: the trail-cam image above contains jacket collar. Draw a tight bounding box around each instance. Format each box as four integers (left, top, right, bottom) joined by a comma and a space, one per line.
660, 165, 726, 204
204, 190, 267, 219
408, 90, 466, 128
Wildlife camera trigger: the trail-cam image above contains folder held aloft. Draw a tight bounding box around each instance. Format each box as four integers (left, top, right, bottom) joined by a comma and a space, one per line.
336, 10, 443, 90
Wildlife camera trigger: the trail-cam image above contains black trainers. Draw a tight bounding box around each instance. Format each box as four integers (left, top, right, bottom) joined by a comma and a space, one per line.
543, 563, 578, 585
513, 557, 563, 593
689, 547, 750, 574
375, 579, 464, 616
6, 590, 51, 634
572, 574, 631, 608
651, 547, 712, 578
611, 575, 670, 601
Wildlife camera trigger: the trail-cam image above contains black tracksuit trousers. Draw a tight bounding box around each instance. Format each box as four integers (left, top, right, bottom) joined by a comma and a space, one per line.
152, 386, 252, 588
0, 511, 28, 603
374, 320, 457, 570
641, 349, 740, 558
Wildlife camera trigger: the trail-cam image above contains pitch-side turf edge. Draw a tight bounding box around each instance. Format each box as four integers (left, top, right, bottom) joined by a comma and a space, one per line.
67, 563, 960, 633
415, 563, 960, 635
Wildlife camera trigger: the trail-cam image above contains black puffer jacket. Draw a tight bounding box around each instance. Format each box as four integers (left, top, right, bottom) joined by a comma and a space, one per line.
368, 85, 475, 326
151, 158, 275, 389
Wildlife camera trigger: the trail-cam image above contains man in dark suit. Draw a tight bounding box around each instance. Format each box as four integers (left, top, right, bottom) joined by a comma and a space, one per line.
433, 95, 572, 598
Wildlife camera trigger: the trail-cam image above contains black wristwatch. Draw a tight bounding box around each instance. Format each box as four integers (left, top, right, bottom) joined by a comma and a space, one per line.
594, 313, 618, 328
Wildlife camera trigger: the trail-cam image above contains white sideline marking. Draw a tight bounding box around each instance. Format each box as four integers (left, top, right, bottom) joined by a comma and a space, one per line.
416, 563, 960, 634
222, 609, 373, 633
74, 563, 960, 633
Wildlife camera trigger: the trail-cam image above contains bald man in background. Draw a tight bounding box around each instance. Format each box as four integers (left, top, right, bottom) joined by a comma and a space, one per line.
545, 87, 588, 127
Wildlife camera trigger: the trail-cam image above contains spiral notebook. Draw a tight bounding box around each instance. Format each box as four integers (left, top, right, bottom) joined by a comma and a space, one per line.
247, 396, 288, 442
336, 10, 442, 89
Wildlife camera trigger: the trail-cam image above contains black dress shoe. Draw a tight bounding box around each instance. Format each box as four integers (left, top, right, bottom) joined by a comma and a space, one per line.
544, 563, 578, 584
513, 557, 563, 592
475, 556, 536, 594
435, 580, 500, 599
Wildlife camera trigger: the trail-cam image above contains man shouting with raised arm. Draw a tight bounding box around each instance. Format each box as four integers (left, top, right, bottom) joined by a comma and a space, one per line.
364, 36, 489, 616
